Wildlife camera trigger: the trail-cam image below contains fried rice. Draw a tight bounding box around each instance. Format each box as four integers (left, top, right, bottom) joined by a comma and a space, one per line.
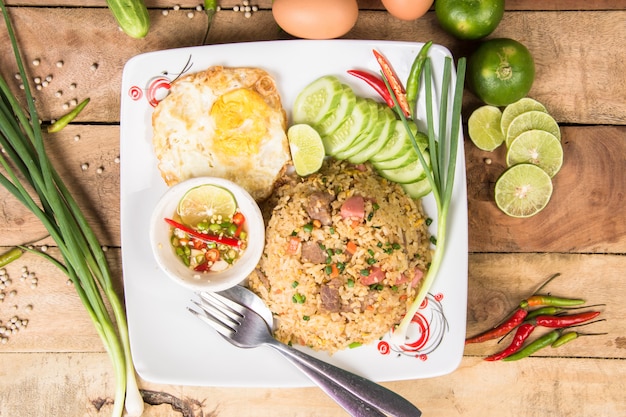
248, 159, 432, 353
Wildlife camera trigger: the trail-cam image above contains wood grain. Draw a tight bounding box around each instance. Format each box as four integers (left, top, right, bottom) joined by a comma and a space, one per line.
1, 10, 625, 125
1, 353, 624, 417
1, 3, 625, 417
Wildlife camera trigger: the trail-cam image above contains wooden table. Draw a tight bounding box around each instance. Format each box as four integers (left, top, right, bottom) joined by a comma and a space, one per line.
1, 1, 625, 416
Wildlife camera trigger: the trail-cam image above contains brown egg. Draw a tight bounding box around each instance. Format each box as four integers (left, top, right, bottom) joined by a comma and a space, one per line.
272, 0, 359, 40
382, 0, 434, 21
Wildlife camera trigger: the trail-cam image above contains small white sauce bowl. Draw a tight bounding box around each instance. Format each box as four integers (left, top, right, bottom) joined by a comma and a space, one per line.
150, 177, 265, 293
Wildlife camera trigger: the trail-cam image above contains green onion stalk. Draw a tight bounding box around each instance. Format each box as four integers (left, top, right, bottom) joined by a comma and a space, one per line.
382, 56, 466, 343
0, 2, 143, 416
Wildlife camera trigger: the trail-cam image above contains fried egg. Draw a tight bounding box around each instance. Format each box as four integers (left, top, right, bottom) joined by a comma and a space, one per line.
152, 66, 291, 201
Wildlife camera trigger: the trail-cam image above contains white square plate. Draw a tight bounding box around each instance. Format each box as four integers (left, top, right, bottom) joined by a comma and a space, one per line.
120, 39, 468, 387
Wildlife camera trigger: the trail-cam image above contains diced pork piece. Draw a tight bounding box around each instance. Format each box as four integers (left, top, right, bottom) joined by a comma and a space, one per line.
300, 240, 328, 264
359, 266, 385, 286
340, 195, 365, 220
320, 278, 343, 312
304, 191, 335, 226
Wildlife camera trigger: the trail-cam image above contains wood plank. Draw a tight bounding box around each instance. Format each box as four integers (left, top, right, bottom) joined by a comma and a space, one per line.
5, 0, 626, 11
1, 251, 622, 359
1, 124, 624, 254
1, 352, 624, 416
1, 10, 625, 126
466, 125, 626, 253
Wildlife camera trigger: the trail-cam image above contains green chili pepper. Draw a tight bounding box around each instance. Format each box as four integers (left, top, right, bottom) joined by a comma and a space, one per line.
503, 329, 561, 361
520, 294, 586, 309
551, 331, 579, 348
406, 41, 432, 117
47, 98, 90, 133
0, 247, 22, 267
202, 0, 217, 45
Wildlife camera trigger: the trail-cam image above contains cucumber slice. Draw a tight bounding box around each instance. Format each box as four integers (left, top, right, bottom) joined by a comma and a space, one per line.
316, 85, 356, 136
347, 106, 397, 164
374, 131, 429, 171
401, 178, 432, 199
322, 98, 372, 156
378, 148, 431, 184
293, 76, 344, 126
334, 98, 380, 160
370, 122, 417, 163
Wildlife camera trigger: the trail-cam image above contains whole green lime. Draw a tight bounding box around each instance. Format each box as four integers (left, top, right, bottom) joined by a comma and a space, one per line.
435, 0, 505, 40
467, 38, 536, 107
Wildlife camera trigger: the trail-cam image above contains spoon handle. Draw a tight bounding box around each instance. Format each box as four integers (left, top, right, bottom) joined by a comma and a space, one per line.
267, 339, 422, 417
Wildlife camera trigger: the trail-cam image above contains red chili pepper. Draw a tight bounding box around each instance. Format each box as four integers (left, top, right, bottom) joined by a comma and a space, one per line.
520, 294, 585, 309
232, 212, 246, 238
372, 49, 411, 117
164, 218, 241, 247
465, 308, 528, 345
347, 69, 395, 108
484, 323, 536, 361
532, 311, 601, 328
194, 261, 210, 272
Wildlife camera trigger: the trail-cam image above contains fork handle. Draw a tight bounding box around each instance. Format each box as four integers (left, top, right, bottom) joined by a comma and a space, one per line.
280, 353, 387, 417
265, 339, 422, 417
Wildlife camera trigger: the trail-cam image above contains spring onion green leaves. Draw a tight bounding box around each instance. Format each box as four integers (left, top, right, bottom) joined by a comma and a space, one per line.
383, 55, 466, 343
0, 2, 143, 415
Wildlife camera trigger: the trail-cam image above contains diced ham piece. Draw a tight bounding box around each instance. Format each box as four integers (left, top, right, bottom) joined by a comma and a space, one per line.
360, 266, 385, 286
340, 195, 365, 220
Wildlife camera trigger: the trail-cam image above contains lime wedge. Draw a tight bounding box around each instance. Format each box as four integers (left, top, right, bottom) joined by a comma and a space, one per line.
468, 105, 505, 151
501, 97, 547, 137
505, 110, 561, 147
288, 124, 325, 176
494, 163, 553, 218
178, 184, 238, 226
506, 130, 563, 177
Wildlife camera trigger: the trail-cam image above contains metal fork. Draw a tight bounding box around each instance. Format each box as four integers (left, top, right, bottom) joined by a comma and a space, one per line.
188, 291, 422, 417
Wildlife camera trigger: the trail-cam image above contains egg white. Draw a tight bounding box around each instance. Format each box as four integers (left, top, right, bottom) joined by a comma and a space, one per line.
152, 66, 291, 201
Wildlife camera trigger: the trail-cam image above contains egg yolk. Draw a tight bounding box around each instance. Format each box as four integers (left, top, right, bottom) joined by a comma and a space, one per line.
210, 88, 271, 157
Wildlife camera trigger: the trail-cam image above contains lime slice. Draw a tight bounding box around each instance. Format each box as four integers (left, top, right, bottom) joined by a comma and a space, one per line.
494, 163, 553, 218
288, 124, 325, 176
468, 105, 505, 151
178, 184, 238, 226
501, 97, 547, 137
505, 110, 561, 147
506, 130, 563, 177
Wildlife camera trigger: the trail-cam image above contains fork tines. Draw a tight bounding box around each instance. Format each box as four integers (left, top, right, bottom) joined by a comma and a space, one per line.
188, 291, 246, 337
